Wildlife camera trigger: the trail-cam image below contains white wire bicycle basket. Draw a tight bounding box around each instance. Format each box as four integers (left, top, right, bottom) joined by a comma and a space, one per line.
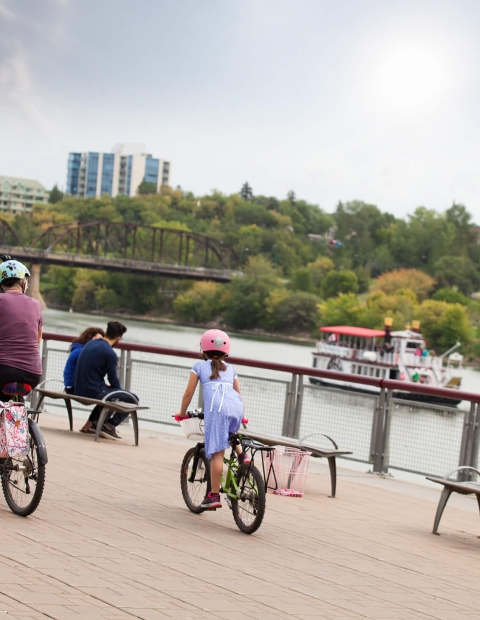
179, 414, 204, 441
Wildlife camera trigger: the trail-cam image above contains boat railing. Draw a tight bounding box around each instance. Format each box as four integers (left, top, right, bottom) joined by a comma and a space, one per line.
317, 342, 398, 365
35, 332, 480, 483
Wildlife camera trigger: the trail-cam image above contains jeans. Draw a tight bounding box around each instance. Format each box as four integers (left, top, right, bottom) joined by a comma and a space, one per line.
87, 387, 139, 428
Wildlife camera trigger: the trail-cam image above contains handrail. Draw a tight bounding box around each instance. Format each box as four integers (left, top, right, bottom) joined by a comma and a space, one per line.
41, 331, 480, 403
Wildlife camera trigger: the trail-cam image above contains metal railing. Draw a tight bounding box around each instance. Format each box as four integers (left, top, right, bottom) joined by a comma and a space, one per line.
37, 332, 480, 481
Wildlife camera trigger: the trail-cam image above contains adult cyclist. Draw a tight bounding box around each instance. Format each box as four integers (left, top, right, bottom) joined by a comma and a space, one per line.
0, 256, 43, 392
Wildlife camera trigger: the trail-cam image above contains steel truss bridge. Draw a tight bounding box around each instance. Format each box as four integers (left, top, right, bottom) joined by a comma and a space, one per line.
0, 220, 241, 282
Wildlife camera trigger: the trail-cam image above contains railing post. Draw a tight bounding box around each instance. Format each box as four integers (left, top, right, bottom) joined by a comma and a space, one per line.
118, 349, 126, 387
380, 389, 393, 474
292, 375, 304, 440
469, 403, 480, 481
124, 350, 132, 392
31, 338, 49, 409
282, 374, 298, 437
371, 387, 388, 474
458, 402, 475, 481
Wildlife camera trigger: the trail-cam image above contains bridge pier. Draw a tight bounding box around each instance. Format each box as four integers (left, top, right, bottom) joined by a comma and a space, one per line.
28, 264, 47, 310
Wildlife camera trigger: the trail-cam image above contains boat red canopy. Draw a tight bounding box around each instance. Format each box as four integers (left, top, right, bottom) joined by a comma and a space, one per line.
319, 326, 386, 338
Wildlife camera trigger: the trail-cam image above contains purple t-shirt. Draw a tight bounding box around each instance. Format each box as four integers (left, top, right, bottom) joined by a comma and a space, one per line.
0, 293, 43, 375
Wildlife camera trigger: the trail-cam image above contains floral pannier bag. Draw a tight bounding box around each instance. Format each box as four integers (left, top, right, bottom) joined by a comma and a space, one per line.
0, 402, 29, 458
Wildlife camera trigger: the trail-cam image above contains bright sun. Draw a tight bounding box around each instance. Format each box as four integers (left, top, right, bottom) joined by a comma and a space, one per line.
371, 43, 451, 112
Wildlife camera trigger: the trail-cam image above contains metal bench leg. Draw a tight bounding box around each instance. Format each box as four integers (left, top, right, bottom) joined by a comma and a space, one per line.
131, 411, 139, 446
432, 487, 452, 535
327, 456, 337, 498
94, 406, 110, 442
64, 399, 73, 432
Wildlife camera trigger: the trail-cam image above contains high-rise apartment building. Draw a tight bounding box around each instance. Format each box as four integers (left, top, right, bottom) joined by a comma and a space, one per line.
0, 176, 49, 213
66, 144, 171, 198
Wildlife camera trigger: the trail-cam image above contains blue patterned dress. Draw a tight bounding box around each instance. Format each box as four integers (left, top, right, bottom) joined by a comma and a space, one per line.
191, 360, 244, 459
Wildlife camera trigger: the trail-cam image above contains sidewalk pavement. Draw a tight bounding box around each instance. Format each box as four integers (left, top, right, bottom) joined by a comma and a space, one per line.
0, 412, 479, 620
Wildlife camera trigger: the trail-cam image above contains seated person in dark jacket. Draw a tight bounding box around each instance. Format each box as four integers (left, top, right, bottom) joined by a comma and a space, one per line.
63, 326, 105, 394
75, 321, 138, 441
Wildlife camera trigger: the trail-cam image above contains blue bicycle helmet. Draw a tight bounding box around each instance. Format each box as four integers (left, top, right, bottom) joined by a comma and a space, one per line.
0, 255, 30, 284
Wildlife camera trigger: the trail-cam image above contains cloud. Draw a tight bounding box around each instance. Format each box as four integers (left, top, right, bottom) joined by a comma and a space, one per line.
0, 1, 72, 131
0, 0, 16, 20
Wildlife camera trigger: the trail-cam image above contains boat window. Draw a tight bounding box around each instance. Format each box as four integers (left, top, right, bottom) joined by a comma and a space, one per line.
375, 368, 380, 377
363, 367, 368, 375
382, 369, 386, 378
369, 367, 374, 376
357, 366, 362, 375
352, 364, 356, 373
313, 357, 317, 368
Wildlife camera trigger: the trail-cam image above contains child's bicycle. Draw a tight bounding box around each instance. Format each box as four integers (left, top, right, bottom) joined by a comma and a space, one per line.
178, 411, 272, 534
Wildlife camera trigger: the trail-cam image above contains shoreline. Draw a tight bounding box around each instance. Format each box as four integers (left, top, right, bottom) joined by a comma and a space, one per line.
47, 304, 317, 347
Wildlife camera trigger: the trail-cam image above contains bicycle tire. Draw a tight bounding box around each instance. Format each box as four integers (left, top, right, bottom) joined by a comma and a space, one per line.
1, 425, 46, 517
231, 464, 266, 534
180, 446, 210, 514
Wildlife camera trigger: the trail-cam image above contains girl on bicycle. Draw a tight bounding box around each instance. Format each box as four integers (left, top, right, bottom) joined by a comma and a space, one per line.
176, 329, 247, 509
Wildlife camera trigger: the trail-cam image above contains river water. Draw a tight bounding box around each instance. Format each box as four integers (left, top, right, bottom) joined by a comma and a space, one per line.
42, 308, 480, 397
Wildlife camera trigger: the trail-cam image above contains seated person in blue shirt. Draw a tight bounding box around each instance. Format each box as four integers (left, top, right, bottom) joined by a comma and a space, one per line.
63, 326, 105, 394
75, 321, 138, 441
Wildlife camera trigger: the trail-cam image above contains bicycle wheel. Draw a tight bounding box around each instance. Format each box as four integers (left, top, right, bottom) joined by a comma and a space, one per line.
231, 464, 266, 534
180, 446, 210, 514
1, 425, 46, 517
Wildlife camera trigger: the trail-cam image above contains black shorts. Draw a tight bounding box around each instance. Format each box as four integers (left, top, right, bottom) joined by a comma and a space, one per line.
0, 365, 42, 392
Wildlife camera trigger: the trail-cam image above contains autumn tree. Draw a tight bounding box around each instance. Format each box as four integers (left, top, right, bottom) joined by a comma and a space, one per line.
374, 269, 435, 301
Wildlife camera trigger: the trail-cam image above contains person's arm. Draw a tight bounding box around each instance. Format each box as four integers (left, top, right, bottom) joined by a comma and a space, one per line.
233, 377, 241, 395
37, 326, 43, 347
106, 349, 121, 388
176, 372, 199, 418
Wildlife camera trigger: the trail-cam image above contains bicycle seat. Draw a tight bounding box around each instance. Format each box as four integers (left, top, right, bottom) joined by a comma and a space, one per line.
2, 383, 32, 397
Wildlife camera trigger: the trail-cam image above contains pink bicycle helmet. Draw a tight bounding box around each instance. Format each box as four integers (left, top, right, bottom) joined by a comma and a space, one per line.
200, 329, 230, 355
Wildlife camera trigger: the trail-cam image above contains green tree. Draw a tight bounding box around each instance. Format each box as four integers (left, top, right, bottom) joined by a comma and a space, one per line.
364, 291, 415, 330
48, 184, 64, 204
433, 256, 480, 296
240, 182, 253, 201
306, 256, 335, 290
291, 268, 314, 293
415, 300, 471, 351
226, 256, 277, 329
432, 288, 470, 306
319, 293, 366, 326
137, 179, 158, 195
321, 270, 359, 299
275, 292, 320, 333
173, 281, 221, 323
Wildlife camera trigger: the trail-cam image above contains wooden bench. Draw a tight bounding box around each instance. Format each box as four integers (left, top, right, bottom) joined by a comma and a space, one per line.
427, 466, 480, 535
244, 430, 352, 498
34, 387, 149, 446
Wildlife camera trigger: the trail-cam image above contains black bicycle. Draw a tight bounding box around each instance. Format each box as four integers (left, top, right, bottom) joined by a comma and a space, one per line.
179, 411, 273, 534
0, 385, 48, 517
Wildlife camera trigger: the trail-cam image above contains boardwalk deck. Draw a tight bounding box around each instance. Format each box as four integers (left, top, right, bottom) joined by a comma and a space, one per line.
1, 412, 480, 619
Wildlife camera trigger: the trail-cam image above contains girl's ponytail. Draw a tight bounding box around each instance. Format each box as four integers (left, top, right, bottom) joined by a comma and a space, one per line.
204, 352, 227, 379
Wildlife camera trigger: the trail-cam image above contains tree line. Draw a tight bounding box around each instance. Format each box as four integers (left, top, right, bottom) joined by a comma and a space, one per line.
6, 185, 480, 357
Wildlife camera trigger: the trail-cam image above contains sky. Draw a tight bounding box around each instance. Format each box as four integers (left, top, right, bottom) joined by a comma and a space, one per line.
1, 0, 479, 219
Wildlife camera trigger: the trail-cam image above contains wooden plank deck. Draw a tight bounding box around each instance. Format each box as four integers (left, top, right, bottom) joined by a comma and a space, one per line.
1, 412, 479, 620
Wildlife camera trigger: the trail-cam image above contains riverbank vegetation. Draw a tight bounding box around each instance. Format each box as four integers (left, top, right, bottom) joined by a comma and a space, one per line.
5, 187, 480, 358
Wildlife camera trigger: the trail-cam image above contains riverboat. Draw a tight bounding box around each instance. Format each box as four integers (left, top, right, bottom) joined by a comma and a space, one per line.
310, 324, 463, 406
